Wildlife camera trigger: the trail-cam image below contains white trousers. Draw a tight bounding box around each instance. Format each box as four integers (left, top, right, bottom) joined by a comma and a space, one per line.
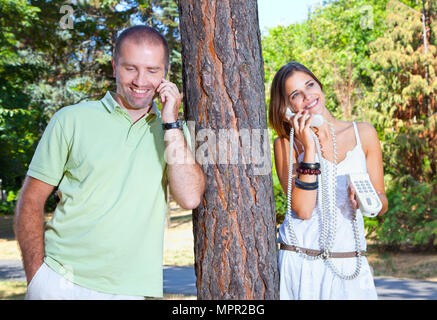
25, 263, 144, 300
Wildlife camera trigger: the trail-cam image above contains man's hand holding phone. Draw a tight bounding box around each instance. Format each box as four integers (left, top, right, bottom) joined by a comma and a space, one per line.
156, 78, 181, 123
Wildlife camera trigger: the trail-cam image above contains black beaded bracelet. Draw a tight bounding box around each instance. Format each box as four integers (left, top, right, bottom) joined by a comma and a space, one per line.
299, 162, 320, 170
294, 178, 318, 190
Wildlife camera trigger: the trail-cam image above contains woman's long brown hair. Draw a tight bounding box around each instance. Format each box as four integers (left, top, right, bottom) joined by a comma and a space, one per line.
268, 62, 323, 139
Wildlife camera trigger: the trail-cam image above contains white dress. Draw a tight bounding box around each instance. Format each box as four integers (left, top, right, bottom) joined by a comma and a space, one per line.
278, 122, 378, 300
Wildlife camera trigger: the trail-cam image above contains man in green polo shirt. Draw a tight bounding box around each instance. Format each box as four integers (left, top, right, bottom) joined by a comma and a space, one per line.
14, 25, 205, 299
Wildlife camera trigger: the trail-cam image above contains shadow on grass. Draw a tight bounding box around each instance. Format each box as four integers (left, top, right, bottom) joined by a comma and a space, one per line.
0, 281, 26, 300
170, 213, 193, 228
3, 292, 25, 300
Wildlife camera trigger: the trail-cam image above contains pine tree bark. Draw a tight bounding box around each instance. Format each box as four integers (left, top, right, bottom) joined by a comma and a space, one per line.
178, 0, 279, 300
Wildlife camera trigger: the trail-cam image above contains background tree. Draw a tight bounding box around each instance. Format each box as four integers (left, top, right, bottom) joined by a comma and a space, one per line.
178, 0, 279, 299
0, 0, 47, 202
365, 0, 437, 249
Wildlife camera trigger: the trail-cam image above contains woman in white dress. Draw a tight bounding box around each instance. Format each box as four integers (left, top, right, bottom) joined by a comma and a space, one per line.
268, 62, 388, 300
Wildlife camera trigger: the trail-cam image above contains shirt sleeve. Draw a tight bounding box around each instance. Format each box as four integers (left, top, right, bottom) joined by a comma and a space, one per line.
27, 112, 70, 186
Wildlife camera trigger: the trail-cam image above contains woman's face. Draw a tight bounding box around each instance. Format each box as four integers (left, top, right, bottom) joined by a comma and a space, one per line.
284, 71, 325, 115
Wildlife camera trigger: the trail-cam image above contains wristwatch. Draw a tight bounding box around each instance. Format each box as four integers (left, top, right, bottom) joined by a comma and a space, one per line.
162, 120, 183, 130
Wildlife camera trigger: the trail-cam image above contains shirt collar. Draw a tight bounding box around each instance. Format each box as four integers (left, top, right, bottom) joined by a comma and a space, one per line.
101, 91, 161, 122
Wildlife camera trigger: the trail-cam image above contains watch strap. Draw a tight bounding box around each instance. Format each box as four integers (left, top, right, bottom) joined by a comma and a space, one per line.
162, 120, 183, 130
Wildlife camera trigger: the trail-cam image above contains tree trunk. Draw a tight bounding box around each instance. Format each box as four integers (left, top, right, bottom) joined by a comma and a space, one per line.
178, 0, 279, 300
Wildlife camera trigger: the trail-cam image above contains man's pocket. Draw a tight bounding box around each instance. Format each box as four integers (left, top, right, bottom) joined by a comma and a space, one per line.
25, 263, 46, 299
27, 263, 44, 289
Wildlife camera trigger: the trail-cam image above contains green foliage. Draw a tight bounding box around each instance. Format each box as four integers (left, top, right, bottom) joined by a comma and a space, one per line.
0, 107, 43, 189
271, 146, 287, 224
0, 201, 15, 216
365, 0, 437, 187
373, 180, 437, 250
0, 190, 19, 216
362, 0, 436, 250
263, 0, 389, 119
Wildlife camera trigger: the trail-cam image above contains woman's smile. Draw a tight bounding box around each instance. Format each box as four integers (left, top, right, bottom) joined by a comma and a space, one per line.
304, 98, 319, 110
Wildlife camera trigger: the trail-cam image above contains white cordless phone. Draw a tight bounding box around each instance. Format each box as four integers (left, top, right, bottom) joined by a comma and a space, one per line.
346, 173, 382, 218
286, 109, 324, 127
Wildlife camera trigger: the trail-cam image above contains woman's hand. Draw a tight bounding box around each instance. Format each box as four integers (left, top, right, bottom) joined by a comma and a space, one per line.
347, 184, 359, 210
286, 109, 315, 152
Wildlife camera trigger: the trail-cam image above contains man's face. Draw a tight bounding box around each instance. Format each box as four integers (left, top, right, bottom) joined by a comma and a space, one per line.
112, 40, 167, 110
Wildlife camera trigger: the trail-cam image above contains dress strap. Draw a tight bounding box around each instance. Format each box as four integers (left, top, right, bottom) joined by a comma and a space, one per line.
352, 122, 362, 147
293, 139, 305, 158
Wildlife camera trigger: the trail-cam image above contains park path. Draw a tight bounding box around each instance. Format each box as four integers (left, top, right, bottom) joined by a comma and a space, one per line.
1, 259, 437, 300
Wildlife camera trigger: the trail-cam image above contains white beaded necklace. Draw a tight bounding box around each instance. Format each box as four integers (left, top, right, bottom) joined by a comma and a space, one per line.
285, 121, 362, 280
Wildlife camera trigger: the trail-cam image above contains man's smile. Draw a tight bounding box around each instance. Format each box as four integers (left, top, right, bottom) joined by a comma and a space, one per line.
129, 87, 152, 97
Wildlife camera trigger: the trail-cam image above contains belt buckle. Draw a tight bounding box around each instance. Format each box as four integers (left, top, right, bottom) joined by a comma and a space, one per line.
319, 250, 330, 259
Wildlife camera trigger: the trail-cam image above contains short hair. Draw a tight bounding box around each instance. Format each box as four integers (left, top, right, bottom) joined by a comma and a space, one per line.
113, 25, 169, 72
268, 62, 323, 139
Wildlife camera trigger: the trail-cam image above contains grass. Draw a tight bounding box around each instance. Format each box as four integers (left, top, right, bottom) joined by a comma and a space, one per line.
366, 249, 437, 281
0, 282, 26, 300
163, 204, 195, 267
0, 238, 21, 260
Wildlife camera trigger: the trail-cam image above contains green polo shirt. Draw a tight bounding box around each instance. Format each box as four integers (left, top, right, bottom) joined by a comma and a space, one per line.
27, 91, 189, 297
